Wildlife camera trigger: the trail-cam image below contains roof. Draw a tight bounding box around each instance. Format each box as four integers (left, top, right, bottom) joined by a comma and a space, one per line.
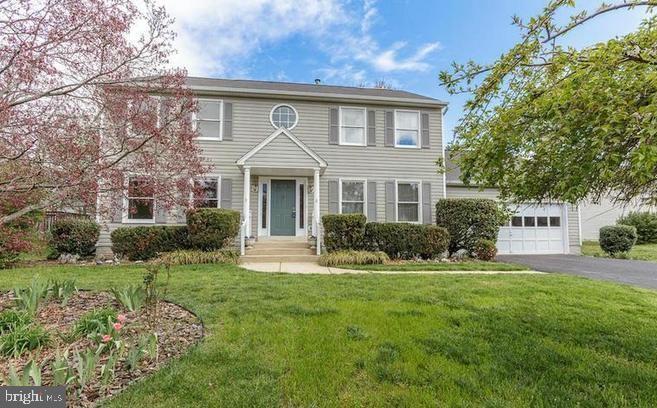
185, 77, 447, 107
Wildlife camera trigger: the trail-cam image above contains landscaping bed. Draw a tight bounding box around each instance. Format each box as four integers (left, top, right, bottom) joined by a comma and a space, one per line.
336, 260, 529, 271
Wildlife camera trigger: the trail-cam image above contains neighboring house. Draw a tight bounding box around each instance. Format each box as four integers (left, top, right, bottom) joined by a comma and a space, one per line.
96, 77, 582, 257
579, 198, 655, 240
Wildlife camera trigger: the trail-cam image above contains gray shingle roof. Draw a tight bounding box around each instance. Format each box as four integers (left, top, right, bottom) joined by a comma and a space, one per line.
186, 77, 446, 106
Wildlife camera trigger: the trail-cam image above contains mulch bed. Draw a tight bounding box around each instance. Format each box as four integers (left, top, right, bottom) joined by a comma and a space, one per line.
0, 291, 204, 407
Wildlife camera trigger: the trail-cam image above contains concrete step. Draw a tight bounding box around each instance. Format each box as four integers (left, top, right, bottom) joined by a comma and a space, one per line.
252, 241, 310, 249
247, 248, 315, 256
240, 254, 320, 263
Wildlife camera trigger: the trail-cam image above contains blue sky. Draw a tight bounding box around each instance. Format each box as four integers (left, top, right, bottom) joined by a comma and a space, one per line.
161, 0, 649, 141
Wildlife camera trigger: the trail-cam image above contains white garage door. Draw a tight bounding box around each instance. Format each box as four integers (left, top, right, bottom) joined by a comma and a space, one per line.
497, 204, 567, 254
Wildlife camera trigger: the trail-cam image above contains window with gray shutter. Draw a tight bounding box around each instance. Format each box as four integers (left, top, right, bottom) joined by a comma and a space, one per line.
421, 112, 430, 148
220, 178, 232, 209
367, 110, 376, 146
385, 181, 396, 221
329, 108, 339, 144
422, 182, 431, 224
328, 179, 339, 213
223, 102, 233, 141
384, 111, 394, 147
367, 181, 377, 221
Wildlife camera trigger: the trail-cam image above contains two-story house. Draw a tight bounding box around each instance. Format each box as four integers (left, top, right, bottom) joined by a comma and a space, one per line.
96, 77, 582, 258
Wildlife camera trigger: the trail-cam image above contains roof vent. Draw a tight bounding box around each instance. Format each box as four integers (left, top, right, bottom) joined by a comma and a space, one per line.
314, 78, 321, 85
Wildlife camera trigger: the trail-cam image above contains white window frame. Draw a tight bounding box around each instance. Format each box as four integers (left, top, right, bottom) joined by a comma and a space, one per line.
394, 109, 420, 149
338, 178, 367, 214
193, 98, 223, 141
122, 175, 156, 224
395, 180, 422, 223
190, 175, 222, 209
269, 103, 299, 130
339, 106, 367, 146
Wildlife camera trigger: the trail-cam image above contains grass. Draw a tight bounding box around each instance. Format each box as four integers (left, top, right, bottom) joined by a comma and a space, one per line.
2, 263, 657, 406
339, 260, 529, 271
582, 240, 657, 262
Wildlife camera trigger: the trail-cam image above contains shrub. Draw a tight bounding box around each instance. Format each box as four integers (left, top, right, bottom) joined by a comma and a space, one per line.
319, 250, 389, 267
0, 226, 31, 269
49, 218, 100, 257
186, 208, 241, 251
0, 324, 50, 357
364, 223, 449, 260
617, 211, 657, 244
599, 225, 637, 256
435, 199, 507, 254
322, 214, 367, 252
157, 249, 240, 265
111, 226, 189, 261
472, 239, 497, 261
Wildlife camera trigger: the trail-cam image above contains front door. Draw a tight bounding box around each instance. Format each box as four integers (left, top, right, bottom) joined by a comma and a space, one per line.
270, 180, 296, 236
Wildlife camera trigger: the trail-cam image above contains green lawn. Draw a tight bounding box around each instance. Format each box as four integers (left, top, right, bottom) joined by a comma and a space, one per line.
3, 264, 657, 406
582, 240, 657, 262
338, 261, 528, 271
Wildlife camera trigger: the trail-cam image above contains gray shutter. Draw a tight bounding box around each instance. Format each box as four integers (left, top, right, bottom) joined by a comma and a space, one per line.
329, 108, 339, 145
384, 111, 394, 147
155, 204, 167, 224
111, 192, 123, 223
328, 179, 339, 213
367, 110, 376, 146
385, 181, 396, 222
220, 178, 232, 209
422, 182, 432, 224
223, 102, 233, 141
421, 112, 430, 149
367, 181, 377, 221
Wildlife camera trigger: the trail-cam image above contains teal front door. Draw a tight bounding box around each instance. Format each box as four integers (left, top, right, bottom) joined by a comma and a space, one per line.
271, 180, 296, 236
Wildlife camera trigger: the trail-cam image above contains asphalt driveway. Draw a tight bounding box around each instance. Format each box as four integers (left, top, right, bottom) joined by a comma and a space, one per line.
498, 254, 657, 290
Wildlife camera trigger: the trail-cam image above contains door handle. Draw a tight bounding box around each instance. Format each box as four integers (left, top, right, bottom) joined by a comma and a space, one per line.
292, 210, 296, 218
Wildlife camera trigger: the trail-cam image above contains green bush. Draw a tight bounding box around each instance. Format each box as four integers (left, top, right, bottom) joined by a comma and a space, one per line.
599, 225, 637, 256
435, 199, 507, 254
364, 223, 449, 260
319, 250, 389, 267
157, 249, 240, 265
472, 239, 497, 261
49, 218, 100, 257
186, 208, 241, 251
111, 226, 189, 261
322, 214, 367, 252
617, 212, 657, 244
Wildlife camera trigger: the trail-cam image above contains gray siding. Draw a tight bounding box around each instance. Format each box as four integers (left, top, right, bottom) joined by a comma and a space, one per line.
248, 135, 318, 168
579, 198, 655, 240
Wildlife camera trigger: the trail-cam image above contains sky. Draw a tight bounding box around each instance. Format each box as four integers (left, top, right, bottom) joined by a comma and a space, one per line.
157, 0, 650, 142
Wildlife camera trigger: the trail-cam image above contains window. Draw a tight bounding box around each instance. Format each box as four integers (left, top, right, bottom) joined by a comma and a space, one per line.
261, 183, 268, 229
537, 216, 548, 227
194, 99, 222, 140
511, 216, 523, 227
395, 110, 420, 148
549, 216, 561, 227
340, 180, 365, 214
299, 184, 305, 228
524, 216, 536, 227
270, 104, 298, 129
193, 178, 219, 208
340, 107, 366, 145
126, 177, 154, 221
397, 182, 420, 222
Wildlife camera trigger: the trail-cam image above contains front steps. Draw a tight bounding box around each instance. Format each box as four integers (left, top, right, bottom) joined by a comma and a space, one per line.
241, 238, 319, 263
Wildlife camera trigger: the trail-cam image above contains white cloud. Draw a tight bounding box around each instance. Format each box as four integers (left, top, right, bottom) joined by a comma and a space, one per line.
371, 41, 441, 72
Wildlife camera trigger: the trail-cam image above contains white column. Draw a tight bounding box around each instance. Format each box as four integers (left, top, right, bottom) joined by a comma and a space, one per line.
313, 169, 320, 254
243, 167, 251, 238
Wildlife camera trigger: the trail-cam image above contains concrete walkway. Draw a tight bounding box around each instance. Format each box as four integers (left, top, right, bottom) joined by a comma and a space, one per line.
240, 262, 544, 275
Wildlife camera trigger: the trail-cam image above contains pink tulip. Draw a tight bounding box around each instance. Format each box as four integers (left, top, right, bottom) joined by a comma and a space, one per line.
117, 314, 127, 323
113, 322, 122, 331
102, 334, 111, 343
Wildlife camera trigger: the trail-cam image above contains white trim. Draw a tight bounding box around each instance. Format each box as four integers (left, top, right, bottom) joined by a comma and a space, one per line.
122, 175, 156, 224
338, 178, 367, 214
193, 98, 223, 141
394, 180, 422, 223
394, 109, 421, 149
338, 106, 367, 146
237, 127, 328, 168
440, 106, 447, 198
269, 103, 299, 130
563, 204, 571, 254
190, 174, 222, 208
256, 177, 308, 237
577, 205, 582, 247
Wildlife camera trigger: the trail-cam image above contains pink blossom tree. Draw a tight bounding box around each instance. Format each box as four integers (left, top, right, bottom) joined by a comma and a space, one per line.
0, 0, 207, 234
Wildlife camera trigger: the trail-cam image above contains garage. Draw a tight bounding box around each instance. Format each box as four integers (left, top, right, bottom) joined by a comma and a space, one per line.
497, 204, 568, 254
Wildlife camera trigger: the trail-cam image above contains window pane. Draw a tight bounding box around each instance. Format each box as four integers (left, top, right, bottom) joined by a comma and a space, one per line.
128, 177, 153, 198
194, 179, 218, 200
342, 202, 364, 214
549, 216, 560, 227
511, 216, 523, 227
262, 183, 268, 228
299, 184, 305, 229
197, 120, 221, 138
128, 199, 154, 220
342, 108, 365, 127
341, 127, 364, 144
524, 216, 535, 227
398, 183, 418, 202
395, 130, 418, 147
537, 216, 548, 227
342, 181, 364, 201
396, 111, 418, 129
198, 100, 221, 120
195, 199, 218, 208
272, 105, 297, 128
398, 203, 419, 222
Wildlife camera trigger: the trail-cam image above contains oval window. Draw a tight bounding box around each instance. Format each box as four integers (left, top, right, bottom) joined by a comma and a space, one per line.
270, 104, 298, 129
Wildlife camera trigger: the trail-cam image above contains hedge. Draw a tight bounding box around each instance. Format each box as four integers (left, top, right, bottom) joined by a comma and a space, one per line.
111, 226, 189, 261
322, 214, 367, 252
473, 239, 497, 261
617, 212, 657, 244
364, 223, 449, 260
186, 208, 241, 251
435, 198, 507, 253
599, 225, 637, 256
50, 218, 100, 257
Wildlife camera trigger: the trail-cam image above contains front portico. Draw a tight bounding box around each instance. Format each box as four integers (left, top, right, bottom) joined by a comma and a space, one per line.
237, 127, 327, 254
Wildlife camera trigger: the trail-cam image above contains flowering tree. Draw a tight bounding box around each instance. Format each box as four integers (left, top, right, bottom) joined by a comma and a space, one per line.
0, 0, 206, 235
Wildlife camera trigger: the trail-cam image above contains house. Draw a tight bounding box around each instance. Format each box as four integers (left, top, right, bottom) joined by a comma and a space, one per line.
96, 77, 582, 258
579, 198, 655, 240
